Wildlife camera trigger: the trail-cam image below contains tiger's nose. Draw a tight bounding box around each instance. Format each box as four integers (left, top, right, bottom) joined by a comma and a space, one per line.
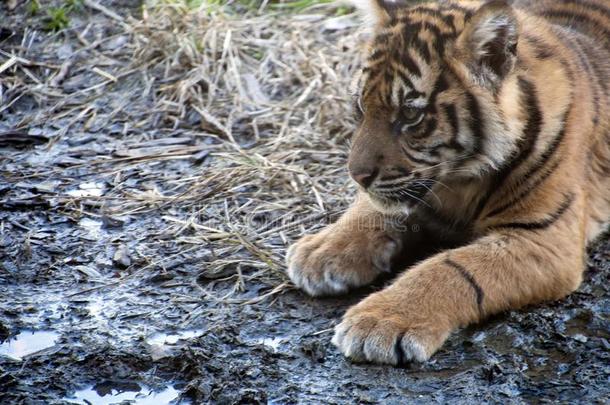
350, 168, 378, 189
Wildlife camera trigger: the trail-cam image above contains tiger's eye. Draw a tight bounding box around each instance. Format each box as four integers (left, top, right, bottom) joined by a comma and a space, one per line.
402, 107, 424, 125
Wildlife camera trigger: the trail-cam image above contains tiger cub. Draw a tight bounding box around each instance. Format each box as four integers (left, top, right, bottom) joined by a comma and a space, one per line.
286, 0, 610, 364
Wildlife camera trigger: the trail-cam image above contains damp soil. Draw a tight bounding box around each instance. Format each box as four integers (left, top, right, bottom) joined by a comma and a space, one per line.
1, 1, 609, 404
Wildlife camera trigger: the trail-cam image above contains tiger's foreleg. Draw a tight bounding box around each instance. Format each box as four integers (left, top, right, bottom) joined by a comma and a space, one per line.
286, 193, 413, 296
332, 194, 585, 364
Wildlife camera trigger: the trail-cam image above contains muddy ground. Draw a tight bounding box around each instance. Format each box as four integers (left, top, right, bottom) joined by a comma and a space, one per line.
0, 1, 609, 404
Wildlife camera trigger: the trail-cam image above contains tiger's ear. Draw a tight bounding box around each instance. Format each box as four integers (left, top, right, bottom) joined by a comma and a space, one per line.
455, 0, 519, 86
350, 0, 410, 27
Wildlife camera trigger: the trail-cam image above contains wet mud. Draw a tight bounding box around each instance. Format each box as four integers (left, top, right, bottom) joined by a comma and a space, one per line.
1, 237, 608, 404
0, 1, 609, 404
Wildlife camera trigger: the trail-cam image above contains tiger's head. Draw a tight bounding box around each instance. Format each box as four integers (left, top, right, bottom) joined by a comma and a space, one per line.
348, 0, 523, 214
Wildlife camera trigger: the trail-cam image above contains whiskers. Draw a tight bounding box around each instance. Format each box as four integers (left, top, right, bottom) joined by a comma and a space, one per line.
373, 179, 433, 208
411, 179, 442, 205
368, 153, 479, 209
398, 187, 432, 208
411, 153, 475, 175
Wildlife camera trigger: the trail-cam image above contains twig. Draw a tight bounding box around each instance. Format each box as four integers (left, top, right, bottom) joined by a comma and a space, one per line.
83, 0, 128, 27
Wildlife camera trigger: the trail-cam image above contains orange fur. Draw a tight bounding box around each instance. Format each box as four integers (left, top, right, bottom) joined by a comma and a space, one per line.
287, 0, 610, 364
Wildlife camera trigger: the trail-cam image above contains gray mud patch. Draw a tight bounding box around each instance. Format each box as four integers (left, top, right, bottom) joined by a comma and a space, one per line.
1, 239, 608, 403
0, 1, 609, 404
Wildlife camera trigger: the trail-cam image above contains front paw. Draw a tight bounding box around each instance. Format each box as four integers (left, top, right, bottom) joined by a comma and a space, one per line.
286, 230, 400, 297
331, 292, 449, 364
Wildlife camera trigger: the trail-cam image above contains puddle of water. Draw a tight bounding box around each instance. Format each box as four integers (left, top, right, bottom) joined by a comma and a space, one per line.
255, 337, 283, 351
145, 330, 205, 360
66, 182, 105, 197
0, 330, 59, 361
65, 382, 182, 405
146, 330, 204, 347
241, 335, 285, 352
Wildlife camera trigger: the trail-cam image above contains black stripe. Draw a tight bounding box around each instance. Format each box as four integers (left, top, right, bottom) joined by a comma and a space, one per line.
411, 37, 432, 63
379, 169, 411, 184
408, 141, 448, 154
418, 21, 449, 57
486, 159, 561, 218
439, 3, 474, 18
523, 34, 554, 59
384, 70, 393, 83
547, 0, 610, 19
490, 192, 575, 231
474, 77, 543, 218
559, 32, 602, 126
443, 103, 458, 134
411, 7, 457, 30
424, 22, 448, 57
445, 258, 484, 316
486, 105, 571, 219
401, 145, 439, 166
401, 19, 418, 37
546, 30, 607, 98
392, 47, 421, 78
511, 109, 569, 184
401, 21, 451, 57
588, 53, 608, 93
374, 32, 391, 45
443, 13, 456, 33
351, 96, 363, 122
560, 31, 594, 76
442, 103, 465, 152
571, 36, 602, 125
434, 5, 474, 25
396, 85, 406, 107
543, 10, 610, 40
405, 89, 425, 100
427, 74, 449, 115
396, 68, 418, 95
362, 71, 383, 99
465, 92, 484, 156
505, 78, 544, 170
573, 34, 603, 91
384, 70, 395, 106
377, 175, 408, 184
369, 49, 385, 62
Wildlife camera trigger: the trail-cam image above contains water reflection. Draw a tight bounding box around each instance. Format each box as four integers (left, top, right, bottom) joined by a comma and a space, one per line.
65, 381, 183, 405
0, 330, 59, 361
146, 330, 204, 347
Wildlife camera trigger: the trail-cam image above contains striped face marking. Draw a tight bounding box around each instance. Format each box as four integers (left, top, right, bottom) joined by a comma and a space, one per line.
348, 2, 526, 211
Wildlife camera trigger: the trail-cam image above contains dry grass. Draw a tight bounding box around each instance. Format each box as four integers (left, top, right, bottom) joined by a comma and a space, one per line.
1, 0, 369, 304
119, 1, 367, 294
